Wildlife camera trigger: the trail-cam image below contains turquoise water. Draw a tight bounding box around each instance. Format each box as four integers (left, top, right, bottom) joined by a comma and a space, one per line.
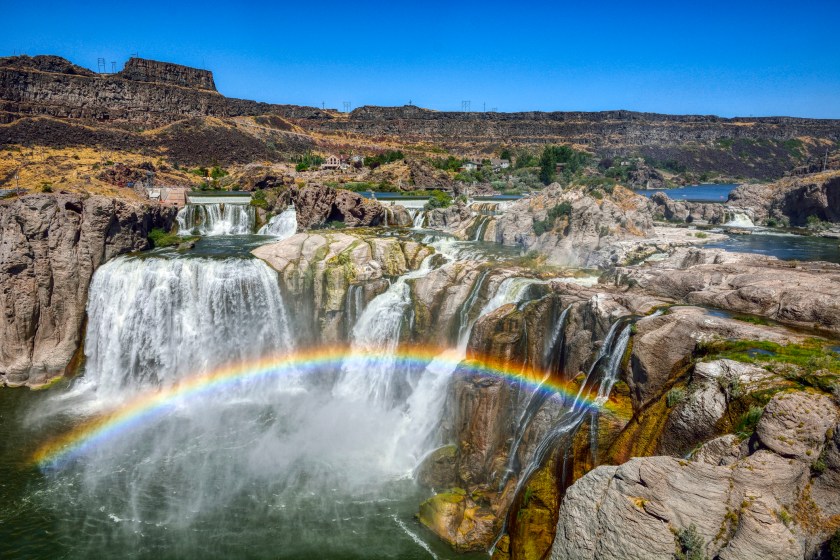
637, 183, 737, 202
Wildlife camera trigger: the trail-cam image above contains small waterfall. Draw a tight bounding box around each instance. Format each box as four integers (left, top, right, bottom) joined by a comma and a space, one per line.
411, 209, 427, 229
471, 215, 492, 241
83, 256, 294, 396
725, 211, 755, 228
177, 203, 256, 235
258, 206, 297, 239
333, 256, 436, 405
491, 317, 631, 553
501, 304, 572, 483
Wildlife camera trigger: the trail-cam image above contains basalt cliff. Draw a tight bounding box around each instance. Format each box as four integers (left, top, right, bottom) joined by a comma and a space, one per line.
2, 55, 840, 178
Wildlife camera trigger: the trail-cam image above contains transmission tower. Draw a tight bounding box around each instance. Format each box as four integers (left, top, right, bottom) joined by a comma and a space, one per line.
343, 101, 351, 113
461, 100, 471, 112
111, 61, 117, 73
97, 58, 106, 74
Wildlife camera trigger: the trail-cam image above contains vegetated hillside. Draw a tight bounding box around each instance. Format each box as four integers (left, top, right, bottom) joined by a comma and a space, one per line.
2, 55, 840, 182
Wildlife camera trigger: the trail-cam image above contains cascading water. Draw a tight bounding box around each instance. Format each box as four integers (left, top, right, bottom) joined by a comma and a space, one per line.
724, 211, 755, 228
501, 304, 572, 481
177, 203, 256, 235
411, 209, 427, 229
83, 256, 295, 397
491, 317, 632, 553
11, 217, 562, 559
258, 206, 297, 238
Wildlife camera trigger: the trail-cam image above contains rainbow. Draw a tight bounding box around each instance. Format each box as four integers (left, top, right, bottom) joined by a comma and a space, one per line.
32, 345, 618, 469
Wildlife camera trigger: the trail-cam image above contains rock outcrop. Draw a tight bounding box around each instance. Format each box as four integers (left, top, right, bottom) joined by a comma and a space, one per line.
729, 170, 840, 226
252, 231, 431, 341
551, 390, 840, 560
264, 185, 386, 230
119, 57, 216, 91
0, 193, 176, 386
648, 191, 728, 224
616, 247, 840, 336
491, 184, 654, 267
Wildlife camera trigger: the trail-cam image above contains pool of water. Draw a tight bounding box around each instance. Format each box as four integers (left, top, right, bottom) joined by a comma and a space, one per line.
0, 384, 482, 560
707, 231, 840, 264
636, 183, 737, 202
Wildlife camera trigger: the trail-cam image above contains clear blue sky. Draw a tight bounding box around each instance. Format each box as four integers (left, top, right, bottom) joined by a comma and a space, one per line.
3, 0, 839, 118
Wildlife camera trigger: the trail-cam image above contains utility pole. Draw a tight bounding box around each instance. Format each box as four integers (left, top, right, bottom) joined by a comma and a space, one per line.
343, 101, 351, 113
322, 101, 325, 110
461, 100, 471, 112
111, 61, 116, 73
97, 58, 106, 74
483, 102, 486, 112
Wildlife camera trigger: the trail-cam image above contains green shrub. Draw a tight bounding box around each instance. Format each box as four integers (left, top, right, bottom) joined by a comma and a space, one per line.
735, 406, 764, 438
250, 190, 268, 210
695, 232, 708, 239
538, 145, 589, 184
675, 524, 706, 560
431, 155, 464, 172
40, 182, 53, 193
829, 528, 840, 559
667, 387, 686, 408
424, 190, 453, 210
148, 228, 191, 248
364, 150, 404, 168
590, 189, 604, 200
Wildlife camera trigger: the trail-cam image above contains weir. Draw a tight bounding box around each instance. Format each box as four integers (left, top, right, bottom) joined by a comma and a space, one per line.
177, 203, 256, 235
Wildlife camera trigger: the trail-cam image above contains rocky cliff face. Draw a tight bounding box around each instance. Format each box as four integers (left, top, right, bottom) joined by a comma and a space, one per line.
729, 170, 840, 226
0, 193, 176, 386
119, 58, 216, 91
0, 55, 326, 125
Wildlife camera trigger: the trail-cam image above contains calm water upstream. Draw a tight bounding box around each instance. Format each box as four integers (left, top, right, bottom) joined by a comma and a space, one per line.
636, 183, 737, 201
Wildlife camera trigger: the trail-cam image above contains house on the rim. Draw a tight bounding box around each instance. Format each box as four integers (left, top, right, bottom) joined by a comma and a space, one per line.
322, 155, 342, 169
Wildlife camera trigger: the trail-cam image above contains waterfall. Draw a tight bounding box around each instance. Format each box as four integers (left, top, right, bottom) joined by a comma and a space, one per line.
491, 317, 631, 554
333, 255, 436, 405
83, 256, 294, 397
725, 212, 755, 228
471, 215, 492, 241
258, 207, 297, 238
411, 209, 426, 229
501, 304, 572, 483
176, 203, 256, 235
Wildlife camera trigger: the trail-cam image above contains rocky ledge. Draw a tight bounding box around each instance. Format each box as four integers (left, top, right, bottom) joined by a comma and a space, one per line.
0, 193, 176, 386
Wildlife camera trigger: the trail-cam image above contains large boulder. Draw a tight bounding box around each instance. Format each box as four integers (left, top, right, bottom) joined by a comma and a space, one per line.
0, 193, 176, 386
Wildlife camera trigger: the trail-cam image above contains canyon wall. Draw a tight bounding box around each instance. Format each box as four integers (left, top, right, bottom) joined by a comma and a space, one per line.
0, 193, 177, 386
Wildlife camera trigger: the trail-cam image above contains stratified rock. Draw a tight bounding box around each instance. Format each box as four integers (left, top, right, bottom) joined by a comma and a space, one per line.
755, 391, 838, 463
383, 204, 412, 227
648, 191, 727, 224
551, 453, 807, 560
0, 193, 176, 386
692, 434, 743, 466
288, 185, 385, 229
629, 306, 799, 410
618, 248, 840, 336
